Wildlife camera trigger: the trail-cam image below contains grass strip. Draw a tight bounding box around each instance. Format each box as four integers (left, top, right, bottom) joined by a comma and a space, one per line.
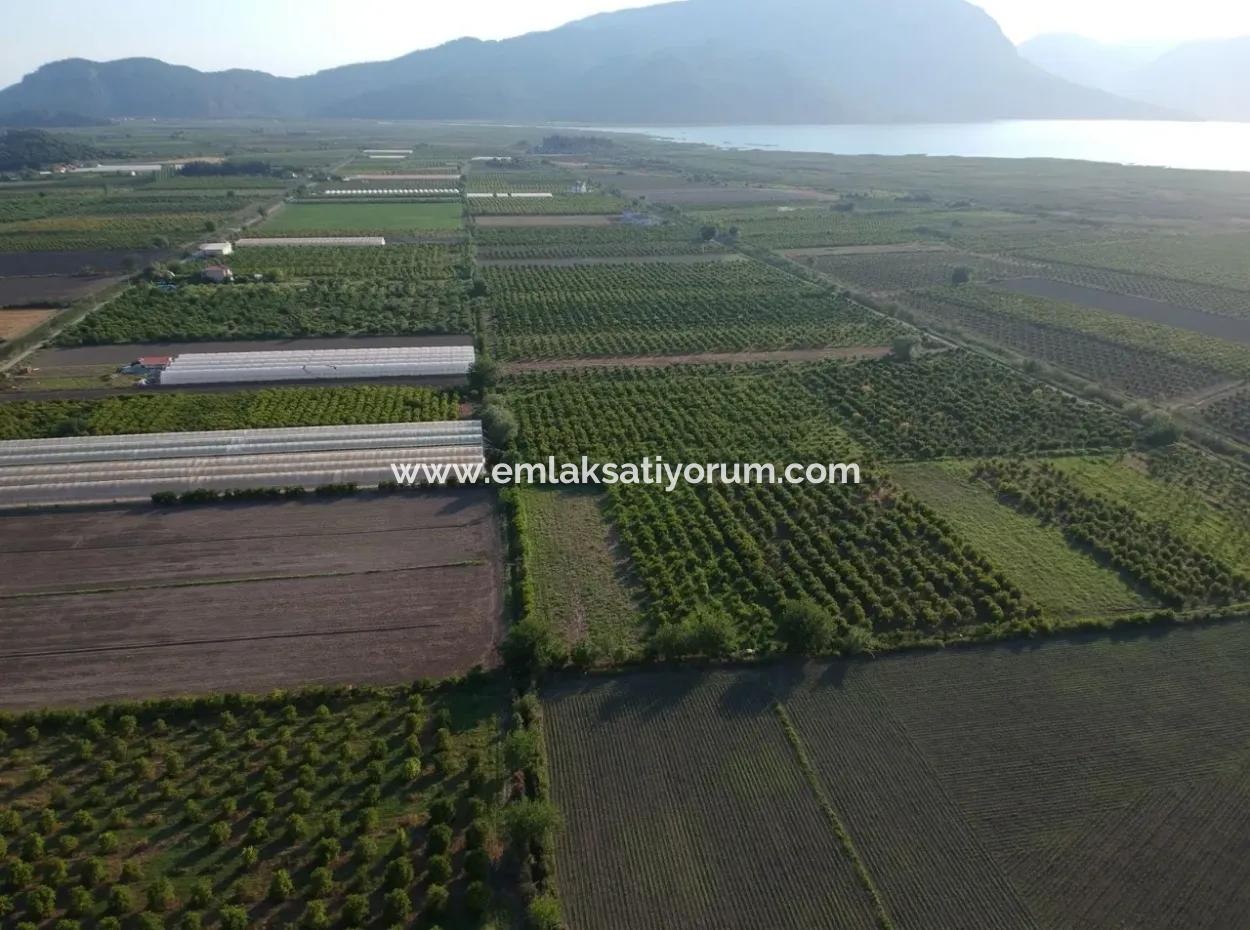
773, 699, 896, 930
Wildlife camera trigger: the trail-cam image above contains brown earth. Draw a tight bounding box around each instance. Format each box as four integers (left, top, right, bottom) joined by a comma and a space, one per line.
0, 249, 167, 276
0, 308, 56, 341
473, 215, 618, 227
0, 275, 120, 307
0, 491, 504, 709
504, 345, 892, 372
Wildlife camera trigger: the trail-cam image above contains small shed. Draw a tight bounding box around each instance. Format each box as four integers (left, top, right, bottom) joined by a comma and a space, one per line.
202, 265, 234, 284
198, 242, 234, 258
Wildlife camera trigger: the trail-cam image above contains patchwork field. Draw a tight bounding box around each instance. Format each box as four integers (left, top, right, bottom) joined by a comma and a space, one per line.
545, 621, 1250, 930
0, 492, 503, 708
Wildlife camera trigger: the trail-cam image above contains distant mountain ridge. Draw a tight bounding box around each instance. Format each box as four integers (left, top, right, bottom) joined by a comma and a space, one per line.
0, 0, 1162, 123
1019, 34, 1250, 120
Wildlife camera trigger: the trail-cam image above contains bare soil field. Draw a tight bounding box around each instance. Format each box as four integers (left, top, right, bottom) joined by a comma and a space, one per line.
473, 215, 618, 227
545, 622, 1250, 930
0, 491, 503, 708
0, 249, 166, 276
0, 275, 118, 307
0, 308, 56, 341
504, 345, 892, 372
28, 334, 476, 368
997, 277, 1250, 346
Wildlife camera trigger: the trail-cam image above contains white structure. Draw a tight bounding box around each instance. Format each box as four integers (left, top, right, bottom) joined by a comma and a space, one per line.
319, 189, 459, 196
235, 237, 387, 247
70, 163, 163, 173
157, 345, 475, 386
198, 242, 233, 257
362, 149, 413, 155
0, 421, 484, 508
465, 192, 554, 199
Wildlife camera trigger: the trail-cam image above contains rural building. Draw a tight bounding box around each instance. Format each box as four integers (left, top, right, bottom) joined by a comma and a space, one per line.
201, 265, 234, 284
197, 241, 233, 258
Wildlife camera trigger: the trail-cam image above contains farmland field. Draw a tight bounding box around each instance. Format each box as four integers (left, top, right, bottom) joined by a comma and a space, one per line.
517, 486, 642, 662
1201, 387, 1250, 443
0, 492, 503, 708
801, 249, 1030, 292
474, 223, 721, 259
0, 308, 56, 341
257, 203, 464, 235
53, 280, 473, 345
545, 621, 1250, 930
483, 259, 903, 359
467, 195, 627, 216
0, 676, 515, 928
890, 460, 1155, 617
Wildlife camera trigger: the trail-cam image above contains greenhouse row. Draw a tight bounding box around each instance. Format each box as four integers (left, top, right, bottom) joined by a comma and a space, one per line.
235, 237, 388, 247
465, 192, 555, 198
155, 345, 476, 386
0, 421, 484, 508
319, 189, 460, 196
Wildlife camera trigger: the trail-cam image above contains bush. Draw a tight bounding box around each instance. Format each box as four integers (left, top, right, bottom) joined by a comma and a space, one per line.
503, 799, 563, 848
6, 860, 34, 890
219, 905, 248, 930
186, 879, 212, 910
382, 888, 410, 923
426, 824, 453, 855
423, 884, 449, 919
80, 858, 107, 887
239, 846, 259, 869
652, 607, 738, 660
465, 819, 489, 850
268, 869, 294, 903
26, 885, 57, 920
134, 912, 164, 930
425, 854, 452, 884
774, 598, 837, 654
107, 885, 134, 915
464, 848, 491, 881
67, 886, 93, 916
342, 894, 368, 925
178, 912, 202, 930
527, 894, 564, 930
383, 857, 413, 890
119, 861, 143, 883
207, 822, 230, 848
465, 880, 492, 915
146, 877, 176, 912
301, 901, 330, 930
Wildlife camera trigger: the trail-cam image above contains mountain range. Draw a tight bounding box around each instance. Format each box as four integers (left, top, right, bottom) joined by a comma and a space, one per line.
0, 0, 1163, 124
1019, 34, 1250, 121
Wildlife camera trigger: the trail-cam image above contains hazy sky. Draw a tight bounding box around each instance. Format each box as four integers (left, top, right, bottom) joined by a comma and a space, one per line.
4, 0, 1250, 89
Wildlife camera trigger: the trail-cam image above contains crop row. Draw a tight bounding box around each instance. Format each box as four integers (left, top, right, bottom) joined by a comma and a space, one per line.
905, 289, 1235, 401
0, 385, 458, 440
55, 281, 472, 345
1019, 261, 1250, 321
474, 224, 719, 259
973, 458, 1250, 607
0, 194, 250, 224
0, 213, 244, 253
0, 683, 507, 930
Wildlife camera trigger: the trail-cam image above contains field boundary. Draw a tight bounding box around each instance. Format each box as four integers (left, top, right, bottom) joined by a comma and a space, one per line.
772, 700, 896, 930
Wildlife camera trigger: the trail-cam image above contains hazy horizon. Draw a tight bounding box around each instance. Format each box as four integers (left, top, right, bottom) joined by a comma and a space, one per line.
3, 0, 1250, 90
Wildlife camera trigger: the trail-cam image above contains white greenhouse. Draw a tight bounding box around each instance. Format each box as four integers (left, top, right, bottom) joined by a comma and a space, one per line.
235, 237, 387, 247
0, 421, 484, 508
156, 345, 475, 386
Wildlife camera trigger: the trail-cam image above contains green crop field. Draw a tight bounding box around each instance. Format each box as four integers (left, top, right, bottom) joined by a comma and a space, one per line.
516, 487, 642, 663
257, 203, 464, 235
890, 460, 1155, 617
545, 623, 1250, 930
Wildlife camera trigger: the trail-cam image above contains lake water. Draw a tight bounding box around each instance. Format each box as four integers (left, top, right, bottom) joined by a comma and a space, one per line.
596, 121, 1250, 173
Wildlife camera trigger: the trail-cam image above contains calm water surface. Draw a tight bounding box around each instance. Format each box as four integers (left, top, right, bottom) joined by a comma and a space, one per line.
595, 121, 1250, 172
